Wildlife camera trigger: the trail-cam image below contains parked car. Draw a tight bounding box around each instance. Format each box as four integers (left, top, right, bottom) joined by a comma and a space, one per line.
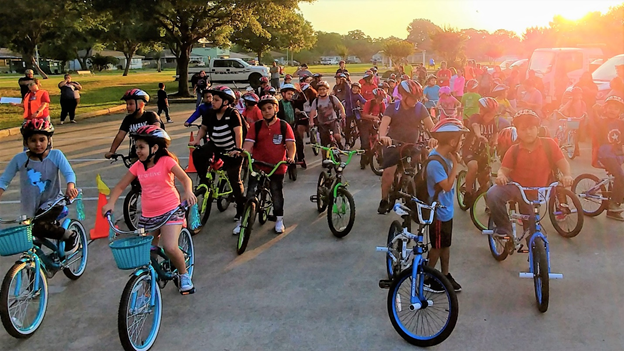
183, 57, 270, 88
591, 54, 624, 103
499, 59, 519, 71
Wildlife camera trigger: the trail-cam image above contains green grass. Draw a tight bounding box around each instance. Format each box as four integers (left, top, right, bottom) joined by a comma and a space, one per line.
0, 69, 179, 129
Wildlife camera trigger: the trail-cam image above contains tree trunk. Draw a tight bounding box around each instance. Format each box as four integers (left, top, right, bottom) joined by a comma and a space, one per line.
257, 50, 263, 65
176, 43, 192, 97
123, 49, 135, 76
76, 47, 91, 70
21, 53, 34, 71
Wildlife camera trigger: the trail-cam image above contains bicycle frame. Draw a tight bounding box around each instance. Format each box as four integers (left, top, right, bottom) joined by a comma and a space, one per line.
314, 145, 362, 201
577, 176, 613, 202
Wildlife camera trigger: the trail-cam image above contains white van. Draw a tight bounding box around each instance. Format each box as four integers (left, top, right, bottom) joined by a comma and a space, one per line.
527, 47, 604, 105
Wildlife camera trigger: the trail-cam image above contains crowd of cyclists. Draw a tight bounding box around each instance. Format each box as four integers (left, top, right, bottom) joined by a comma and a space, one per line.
1, 58, 623, 302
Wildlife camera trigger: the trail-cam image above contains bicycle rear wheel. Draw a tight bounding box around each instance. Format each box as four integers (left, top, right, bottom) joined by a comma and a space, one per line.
123, 189, 141, 231
327, 186, 356, 238
548, 187, 584, 238
216, 179, 232, 212
386, 220, 404, 279
487, 217, 509, 261
370, 144, 384, 176
310, 129, 320, 156
0, 261, 48, 339
470, 191, 489, 231
63, 220, 89, 280
237, 200, 257, 255
531, 237, 549, 313
387, 266, 459, 347
565, 131, 576, 159
456, 170, 469, 211
571, 174, 606, 217
118, 272, 162, 351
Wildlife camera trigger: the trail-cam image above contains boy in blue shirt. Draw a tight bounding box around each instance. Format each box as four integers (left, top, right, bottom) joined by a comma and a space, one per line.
425, 120, 468, 293
423, 75, 440, 110
0, 120, 79, 253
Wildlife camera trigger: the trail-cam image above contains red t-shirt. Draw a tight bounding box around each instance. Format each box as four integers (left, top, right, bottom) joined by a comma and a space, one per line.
245, 120, 295, 175
24, 90, 50, 119
437, 69, 452, 87
502, 138, 563, 187
243, 106, 262, 124
363, 100, 386, 117
359, 79, 377, 101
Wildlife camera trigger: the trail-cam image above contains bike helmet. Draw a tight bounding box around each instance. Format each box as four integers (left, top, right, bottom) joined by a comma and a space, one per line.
370, 67, 378, 73
497, 126, 518, 151
372, 88, 387, 100
491, 84, 508, 93
398, 80, 423, 100
426, 74, 437, 82
242, 92, 260, 104
478, 97, 499, 113
312, 73, 323, 78
257, 95, 279, 108
363, 70, 373, 79
299, 75, 310, 83
316, 80, 331, 89
605, 95, 624, 109
351, 82, 362, 88
259, 76, 269, 84
401, 74, 410, 81
266, 87, 277, 96
466, 79, 479, 90
513, 109, 541, 127
571, 86, 583, 95
130, 125, 172, 169
439, 86, 452, 95
21, 118, 55, 139
207, 85, 236, 104
121, 88, 150, 103
284, 74, 293, 80
280, 83, 297, 93
430, 119, 469, 136
382, 82, 390, 90
301, 83, 311, 91
339, 60, 345, 64
336, 73, 347, 79
389, 73, 397, 80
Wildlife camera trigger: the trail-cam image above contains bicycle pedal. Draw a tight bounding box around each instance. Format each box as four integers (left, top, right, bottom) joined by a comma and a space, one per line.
309, 195, 318, 203
379, 280, 392, 289
180, 288, 195, 295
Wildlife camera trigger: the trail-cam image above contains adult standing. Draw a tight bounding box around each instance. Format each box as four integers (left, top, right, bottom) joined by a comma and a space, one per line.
270, 61, 280, 89
452, 68, 465, 101
465, 60, 476, 81
335, 60, 349, 77
58, 74, 82, 124
505, 69, 520, 108
10, 79, 51, 122
18, 69, 35, 100
191, 70, 209, 108
516, 78, 543, 118
294, 63, 313, 78
437, 61, 452, 87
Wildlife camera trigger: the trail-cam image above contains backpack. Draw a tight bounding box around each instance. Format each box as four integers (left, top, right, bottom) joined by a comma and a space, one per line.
508, 137, 557, 180
313, 95, 341, 119
253, 119, 289, 146
411, 154, 449, 222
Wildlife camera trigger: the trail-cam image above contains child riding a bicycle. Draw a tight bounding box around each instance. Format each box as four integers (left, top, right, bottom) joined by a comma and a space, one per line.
102, 126, 197, 294
592, 96, 624, 220
243, 95, 296, 234
486, 110, 573, 236
0, 119, 79, 253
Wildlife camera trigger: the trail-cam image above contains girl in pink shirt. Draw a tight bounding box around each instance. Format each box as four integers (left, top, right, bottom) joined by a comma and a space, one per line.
103, 126, 197, 294
436, 86, 461, 120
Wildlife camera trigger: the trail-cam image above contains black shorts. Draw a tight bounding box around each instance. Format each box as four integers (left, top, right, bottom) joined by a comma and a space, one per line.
380, 144, 421, 169
462, 148, 487, 167
429, 218, 453, 249
318, 121, 341, 146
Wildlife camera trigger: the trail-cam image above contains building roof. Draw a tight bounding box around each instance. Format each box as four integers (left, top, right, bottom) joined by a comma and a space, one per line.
0, 48, 21, 59
227, 52, 256, 59
76, 49, 145, 59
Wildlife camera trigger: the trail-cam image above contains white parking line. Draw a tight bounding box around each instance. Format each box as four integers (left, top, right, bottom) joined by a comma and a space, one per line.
0, 195, 126, 204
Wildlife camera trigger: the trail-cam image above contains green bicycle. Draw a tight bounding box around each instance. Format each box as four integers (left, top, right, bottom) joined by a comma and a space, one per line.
189, 147, 235, 235
236, 151, 288, 255
310, 145, 364, 238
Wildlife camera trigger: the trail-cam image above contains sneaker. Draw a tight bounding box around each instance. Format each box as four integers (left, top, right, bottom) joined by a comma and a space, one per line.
275, 216, 285, 234
445, 273, 462, 292
424, 278, 445, 293
378, 199, 390, 214
606, 211, 624, 221
178, 273, 194, 293
607, 201, 624, 213
300, 159, 307, 169
233, 214, 240, 222
64, 231, 79, 255
167, 119, 174, 123
70, 120, 77, 124
232, 220, 241, 235
59, 121, 64, 125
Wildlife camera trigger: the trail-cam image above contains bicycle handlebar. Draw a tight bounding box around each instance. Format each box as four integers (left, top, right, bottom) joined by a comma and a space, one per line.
393, 191, 443, 225
110, 153, 134, 168
241, 150, 290, 177
105, 202, 189, 239
506, 181, 559, 206
312, 144, 364, 166
0, 190, 83, 224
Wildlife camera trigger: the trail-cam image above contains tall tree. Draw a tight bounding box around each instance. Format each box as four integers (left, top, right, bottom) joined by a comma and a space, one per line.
314, 32, 344, 56
406, 18, 441, 51
430, 27, 467, 67
343, 30, 378, 63
382, 39, 414, 63
103, 17, 163, 76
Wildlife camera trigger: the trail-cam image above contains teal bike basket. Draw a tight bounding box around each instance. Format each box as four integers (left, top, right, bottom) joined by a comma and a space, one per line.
109, 236, 154, 270
0, 225, 33, 256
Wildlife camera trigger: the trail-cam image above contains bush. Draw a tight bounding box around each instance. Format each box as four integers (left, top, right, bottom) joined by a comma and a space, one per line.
89, 54, 119, 72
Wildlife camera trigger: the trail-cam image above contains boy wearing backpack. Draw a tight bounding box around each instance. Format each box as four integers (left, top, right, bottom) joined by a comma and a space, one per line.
486, 110, 573, 237
243, 95, 296, 234
423, 120, 468, 293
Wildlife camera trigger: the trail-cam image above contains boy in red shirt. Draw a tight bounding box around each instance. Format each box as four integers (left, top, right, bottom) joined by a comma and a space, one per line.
359, 70, 377, 101
486, 110, 573, 236
359, 88, 387, 168
241, 92, 262, 127
437, 61, 452, 87
243, 95, 296, 234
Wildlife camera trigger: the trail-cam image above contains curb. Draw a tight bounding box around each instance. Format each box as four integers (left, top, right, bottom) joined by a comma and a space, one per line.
0, 104, 127, 139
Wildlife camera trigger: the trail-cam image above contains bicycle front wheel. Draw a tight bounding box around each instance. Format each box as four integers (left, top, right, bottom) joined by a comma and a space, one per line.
237, 200, 257, 255
258, 189, 271, 225
63, 220, 89, 280
386, 220, 405, 279
0, 261, 48, 339
327, 186, 356, 238
123, 189, 142, 231
571, 173, 606, 217
548, 187, 584, 238
456, 170, 469, 211
469, 191, 489, 231
316, 172, 329, 213
370, 144, 384, 176
192, 187, 213, 235
565, 131, 576, 159
531, 237, 549, 313
387, 266, 459, 347
487, 217, 509, 261
118, 272, 162, 351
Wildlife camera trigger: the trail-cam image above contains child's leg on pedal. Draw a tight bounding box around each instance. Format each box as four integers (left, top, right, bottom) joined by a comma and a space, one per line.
160, 224, 187, 275
32, 206, 71, 241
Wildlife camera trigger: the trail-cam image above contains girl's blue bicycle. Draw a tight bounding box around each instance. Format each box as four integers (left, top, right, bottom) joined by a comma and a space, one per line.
106, 204, 195, 351
482, 182, 563, 313
0, 193, 88, 338
376, 192, 459, 347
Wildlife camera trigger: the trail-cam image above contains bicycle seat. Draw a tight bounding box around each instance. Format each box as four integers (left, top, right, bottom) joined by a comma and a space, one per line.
322, 159, 334, 168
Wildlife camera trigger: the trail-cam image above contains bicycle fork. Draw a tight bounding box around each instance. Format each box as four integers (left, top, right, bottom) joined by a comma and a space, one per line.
518, 233, 563, 280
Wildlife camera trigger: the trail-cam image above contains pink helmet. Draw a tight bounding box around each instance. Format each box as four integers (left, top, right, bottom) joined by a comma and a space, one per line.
439, 86, 452, 95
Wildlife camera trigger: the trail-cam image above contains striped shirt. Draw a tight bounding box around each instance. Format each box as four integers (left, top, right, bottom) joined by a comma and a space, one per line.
201, 107, 242, 153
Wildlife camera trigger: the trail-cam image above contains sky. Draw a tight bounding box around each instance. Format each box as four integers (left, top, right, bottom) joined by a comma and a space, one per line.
299, 0, 623, 38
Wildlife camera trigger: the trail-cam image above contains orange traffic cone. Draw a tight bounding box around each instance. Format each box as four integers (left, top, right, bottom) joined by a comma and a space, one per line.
90, 193, 110, 240
185, 131, 197, 173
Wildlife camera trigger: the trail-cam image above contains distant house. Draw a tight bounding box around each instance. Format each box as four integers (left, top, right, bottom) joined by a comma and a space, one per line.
68, 50, 145, 71
372, 50, 427, 68
0, 48, 21, 73
191, 44, 230, 66
143, 52, 204, 69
